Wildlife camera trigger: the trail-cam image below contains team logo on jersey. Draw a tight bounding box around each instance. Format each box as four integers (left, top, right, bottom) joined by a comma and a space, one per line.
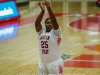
40, 35, 50, 54
57, 38, 61, 45
59, 65, 63, 74
40, 35, 50, 40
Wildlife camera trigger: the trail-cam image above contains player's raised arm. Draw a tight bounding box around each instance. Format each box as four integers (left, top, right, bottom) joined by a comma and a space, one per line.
44, 1, 59, 30
35, 2, 45, 32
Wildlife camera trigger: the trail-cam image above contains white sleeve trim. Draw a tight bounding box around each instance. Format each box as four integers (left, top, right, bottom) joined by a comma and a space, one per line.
53, 27, 61, 36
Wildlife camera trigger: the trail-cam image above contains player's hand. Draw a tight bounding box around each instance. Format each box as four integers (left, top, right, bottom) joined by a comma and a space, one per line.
44, 1, 50, 7
38, 2, 45, 11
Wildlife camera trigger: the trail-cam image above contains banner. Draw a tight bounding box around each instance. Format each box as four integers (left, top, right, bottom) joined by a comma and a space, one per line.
0, 20, 20, 41
0, 1, 20, 22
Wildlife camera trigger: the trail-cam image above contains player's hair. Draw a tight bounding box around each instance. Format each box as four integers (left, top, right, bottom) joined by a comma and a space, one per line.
45, 18, 50, 24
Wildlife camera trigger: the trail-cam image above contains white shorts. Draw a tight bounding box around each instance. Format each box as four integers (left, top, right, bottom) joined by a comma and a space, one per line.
38, 57, 63, 75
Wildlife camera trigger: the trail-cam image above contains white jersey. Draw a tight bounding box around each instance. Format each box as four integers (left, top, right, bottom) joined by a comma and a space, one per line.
37, 27, 62, 63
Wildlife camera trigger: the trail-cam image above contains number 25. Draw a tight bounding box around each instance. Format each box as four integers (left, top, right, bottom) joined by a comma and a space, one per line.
41, 41, 48, 48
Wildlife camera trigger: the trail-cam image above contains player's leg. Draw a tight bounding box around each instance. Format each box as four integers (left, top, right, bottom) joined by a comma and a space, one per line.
38, 60, 49, 74
47, 58, 63, 74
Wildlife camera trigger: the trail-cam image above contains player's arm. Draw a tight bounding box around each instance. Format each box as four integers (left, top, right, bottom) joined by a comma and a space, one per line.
35, 2, 45, 32
44, 1, 61, 36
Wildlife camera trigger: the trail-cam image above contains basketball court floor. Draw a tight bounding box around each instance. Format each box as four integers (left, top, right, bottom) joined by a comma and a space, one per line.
0, 0, 100, 75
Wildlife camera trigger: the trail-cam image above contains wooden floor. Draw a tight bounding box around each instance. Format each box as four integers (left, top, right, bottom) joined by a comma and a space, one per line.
0, 0, 100, 75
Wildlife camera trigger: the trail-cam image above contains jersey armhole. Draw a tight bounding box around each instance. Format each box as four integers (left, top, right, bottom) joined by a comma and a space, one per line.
53, 26, 62, 37
37, 28, 44, 35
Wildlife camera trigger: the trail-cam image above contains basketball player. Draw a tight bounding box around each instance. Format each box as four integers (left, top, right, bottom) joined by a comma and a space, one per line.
35, 1, 63, 74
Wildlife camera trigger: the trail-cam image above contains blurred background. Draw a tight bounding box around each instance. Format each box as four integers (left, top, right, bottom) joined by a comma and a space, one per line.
0, 0, 100, 75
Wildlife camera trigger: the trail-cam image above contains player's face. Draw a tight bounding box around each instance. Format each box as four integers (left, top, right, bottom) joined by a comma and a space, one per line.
45, 19, 52, 32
